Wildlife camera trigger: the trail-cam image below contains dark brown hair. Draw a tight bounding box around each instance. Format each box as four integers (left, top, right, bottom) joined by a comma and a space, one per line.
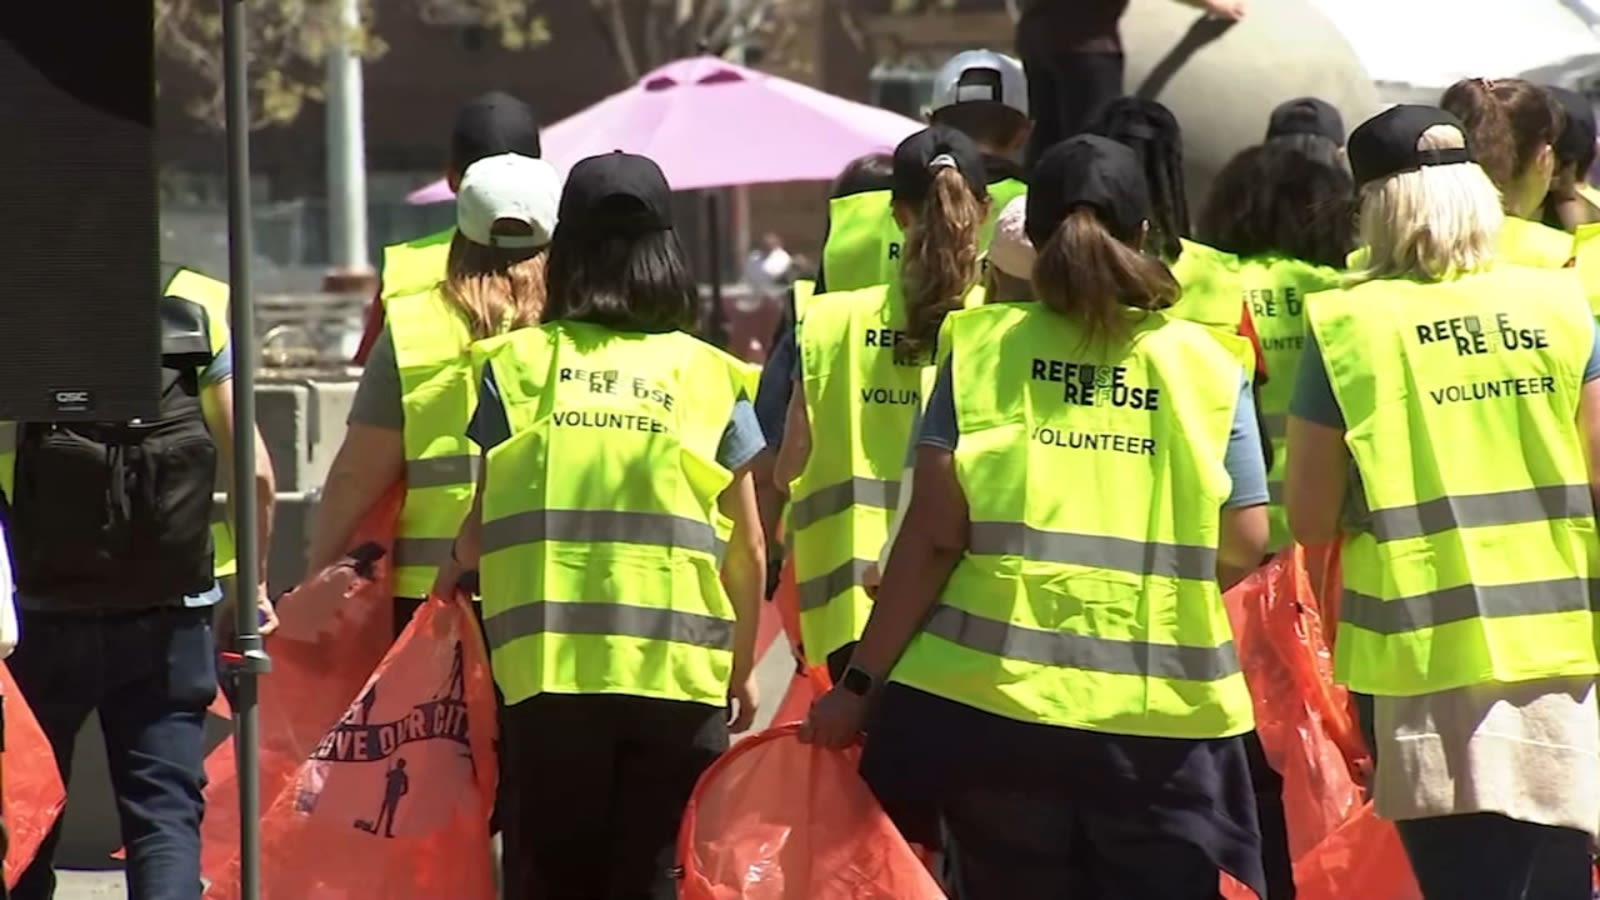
1197, 140, 1356, 268
1440, 78, 1562, 190
898, 166, 983, 363
1032, 209, 1179, 346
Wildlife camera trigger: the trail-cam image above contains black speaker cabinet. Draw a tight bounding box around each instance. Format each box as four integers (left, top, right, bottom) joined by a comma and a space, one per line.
0, 4, 161, 422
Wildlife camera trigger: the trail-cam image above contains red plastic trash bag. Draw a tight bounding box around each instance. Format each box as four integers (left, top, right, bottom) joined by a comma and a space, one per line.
1223, 547, 1365, 857
1292, 802, 1420, 900
205, 591, 498, 899
200, 484, 402, 890
2, 661, 67, 888
678, 724, 945, 900
769, 557, 833, 700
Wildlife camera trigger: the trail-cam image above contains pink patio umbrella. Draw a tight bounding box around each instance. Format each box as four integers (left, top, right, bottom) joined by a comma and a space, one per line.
405, 55, 923, 205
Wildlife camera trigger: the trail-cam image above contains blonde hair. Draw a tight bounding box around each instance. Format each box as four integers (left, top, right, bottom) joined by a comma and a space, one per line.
1351, 124, 1503, 284
440, 231, 548, 340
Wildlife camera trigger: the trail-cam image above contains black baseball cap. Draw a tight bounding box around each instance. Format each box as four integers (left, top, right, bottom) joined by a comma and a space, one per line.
1026, 135, 1150, 245
891, 126, 989, 205
1348, 105, 1474, 188
1548, 86, 1598, 169
1266, 97, 1346, 146
450, 91, 541, 170
557, 151, 674, 237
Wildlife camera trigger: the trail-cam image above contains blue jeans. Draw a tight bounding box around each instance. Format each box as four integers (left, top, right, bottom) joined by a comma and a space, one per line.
10, 606, 216, 900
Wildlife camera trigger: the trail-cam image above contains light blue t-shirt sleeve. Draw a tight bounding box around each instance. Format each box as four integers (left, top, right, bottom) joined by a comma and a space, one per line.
466, 365, 767, 470
1289, 331, 1344, 429
201, 339, 234, 387
917, 360, 959, 452
1291, 318, 1600, 433
718, 398, 767, 470
1224, 378, 1269, 508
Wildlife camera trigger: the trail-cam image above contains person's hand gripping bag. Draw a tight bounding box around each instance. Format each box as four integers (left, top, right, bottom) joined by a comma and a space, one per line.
677, 724, 945, 900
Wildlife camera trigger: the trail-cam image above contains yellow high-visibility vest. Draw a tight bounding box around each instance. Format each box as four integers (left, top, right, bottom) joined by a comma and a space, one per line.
386, 289, 482, 599
1306, 267, 1600, 696
472, 321, 753, 706
891, 301, 1254, 738
789, 280, 982, 665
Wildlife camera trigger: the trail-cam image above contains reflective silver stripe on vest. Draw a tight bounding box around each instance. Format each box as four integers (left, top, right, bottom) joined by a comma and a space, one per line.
791, 478, 899, 531
405, 455, 479, 490
1262, 413, 1287, 441
1268, 480, 1284, 505
1369, 485, 1594, 543
482, 509, 722, 558
1340, 577, 1600, 635
0, 422, 15, 454
923, 605, 1241, 681
394, 536, 454, 569
797, 557, 875, 612
482, 600, 734, 651
969, 522, 1217, 581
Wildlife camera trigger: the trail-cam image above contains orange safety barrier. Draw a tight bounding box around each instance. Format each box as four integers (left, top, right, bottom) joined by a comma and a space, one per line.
205, 591, 498, 899
2, 662, 67, 888
199, 483, 403, 892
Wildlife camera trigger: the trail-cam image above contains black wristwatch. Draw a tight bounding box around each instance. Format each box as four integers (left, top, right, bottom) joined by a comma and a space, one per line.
840, 665, 877, 697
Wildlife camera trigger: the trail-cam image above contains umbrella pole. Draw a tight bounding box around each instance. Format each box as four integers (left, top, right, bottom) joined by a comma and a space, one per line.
222, 1, 272, 898
705, 191, 729, 348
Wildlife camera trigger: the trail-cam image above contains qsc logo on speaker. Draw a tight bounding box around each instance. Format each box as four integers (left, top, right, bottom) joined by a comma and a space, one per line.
49, 389, 94, 414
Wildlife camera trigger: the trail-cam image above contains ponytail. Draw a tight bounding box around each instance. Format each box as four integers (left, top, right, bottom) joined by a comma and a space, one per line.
898, 166, 983, 364
1441, 78, 1516, 189
1032, 209, 1179, 346
1441, 77, 1560, 195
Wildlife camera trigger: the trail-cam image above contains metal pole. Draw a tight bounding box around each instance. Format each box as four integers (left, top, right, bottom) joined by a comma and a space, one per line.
222, 1, 271, 898
325, 0, 369, 271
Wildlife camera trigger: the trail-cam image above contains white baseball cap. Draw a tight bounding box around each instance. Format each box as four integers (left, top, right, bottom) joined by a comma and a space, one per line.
987, 194, 1034, 280
456, 153, 561, 249
930, 50, 1028, 119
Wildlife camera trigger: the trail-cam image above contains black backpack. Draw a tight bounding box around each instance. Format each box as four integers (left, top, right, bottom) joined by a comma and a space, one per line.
8, 292, 219, 608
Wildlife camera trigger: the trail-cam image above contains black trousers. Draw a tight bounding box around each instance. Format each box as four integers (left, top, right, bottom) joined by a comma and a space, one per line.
1397, 814, 1592, 900
1244, 732, 1297, 900
499, 692, 728, 900
1017, 47, 1125, 171
942, 786, 1225, 900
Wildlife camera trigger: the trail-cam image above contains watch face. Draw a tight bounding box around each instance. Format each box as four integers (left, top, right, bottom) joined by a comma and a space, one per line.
842, 667, 873, 696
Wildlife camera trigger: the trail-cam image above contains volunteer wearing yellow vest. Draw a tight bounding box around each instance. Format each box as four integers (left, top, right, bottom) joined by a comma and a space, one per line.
355, 91, 541, 365
308, 153, 559, 637
1286, 105, 1600, 898
752, 153, 894, 567
776, 127, 993, 677
432, 152, 766, 900
1439, 78, 1576, 267
1198, 130, 1355, 551
802, 135, 1270, 900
